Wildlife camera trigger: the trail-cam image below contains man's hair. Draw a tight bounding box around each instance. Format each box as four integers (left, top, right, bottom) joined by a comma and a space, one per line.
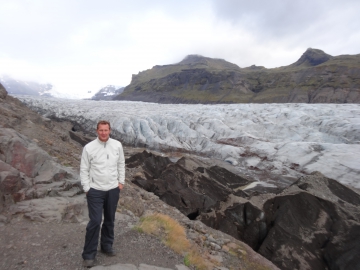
97, 120, 111, 130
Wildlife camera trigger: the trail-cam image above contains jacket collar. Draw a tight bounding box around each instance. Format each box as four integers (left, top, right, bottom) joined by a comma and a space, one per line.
96, 137, 109, 145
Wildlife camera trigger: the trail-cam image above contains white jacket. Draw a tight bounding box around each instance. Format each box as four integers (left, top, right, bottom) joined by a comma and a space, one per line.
80, 137, 125, 192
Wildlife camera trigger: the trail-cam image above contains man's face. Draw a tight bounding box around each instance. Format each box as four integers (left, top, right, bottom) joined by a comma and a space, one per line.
97, 124, 110, 142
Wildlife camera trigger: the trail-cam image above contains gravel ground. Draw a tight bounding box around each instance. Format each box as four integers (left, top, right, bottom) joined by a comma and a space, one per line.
0, 212, 186, 270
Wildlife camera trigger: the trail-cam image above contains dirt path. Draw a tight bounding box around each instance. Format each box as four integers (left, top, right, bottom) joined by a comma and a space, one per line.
0, 212, 186, 270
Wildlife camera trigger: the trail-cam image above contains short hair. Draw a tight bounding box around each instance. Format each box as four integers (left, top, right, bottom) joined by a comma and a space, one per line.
97, 120, 111, 130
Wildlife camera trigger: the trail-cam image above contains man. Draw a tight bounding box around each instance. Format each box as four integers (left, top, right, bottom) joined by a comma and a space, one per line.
80, 120, 125, 268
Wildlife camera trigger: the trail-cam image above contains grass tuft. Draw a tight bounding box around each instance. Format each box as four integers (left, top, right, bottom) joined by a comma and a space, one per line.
135, 213, 209, 269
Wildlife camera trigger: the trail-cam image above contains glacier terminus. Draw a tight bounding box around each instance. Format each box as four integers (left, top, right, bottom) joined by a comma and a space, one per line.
17, 96, 360, 190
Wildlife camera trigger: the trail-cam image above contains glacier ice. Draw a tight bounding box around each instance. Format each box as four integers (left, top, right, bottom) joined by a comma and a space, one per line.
16, 96, 360, 189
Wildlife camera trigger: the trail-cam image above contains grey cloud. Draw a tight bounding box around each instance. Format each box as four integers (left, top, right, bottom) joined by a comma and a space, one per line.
211, 0, 360, 40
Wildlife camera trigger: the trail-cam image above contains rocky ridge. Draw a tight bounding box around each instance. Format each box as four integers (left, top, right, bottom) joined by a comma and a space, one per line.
125, 150, 360, 270
116, 48, 360, 104
0, 83, 278, 269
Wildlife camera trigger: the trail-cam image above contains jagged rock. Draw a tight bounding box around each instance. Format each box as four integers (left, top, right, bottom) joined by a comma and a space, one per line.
199, 196, 267, 251
129, 151, 253, 219
0, 127, 82, 215
9, 196, 87, 223
0, 128, 49, 178
199, 172, 360, 270
69, 130, 93, 146
34, 160, 70, 184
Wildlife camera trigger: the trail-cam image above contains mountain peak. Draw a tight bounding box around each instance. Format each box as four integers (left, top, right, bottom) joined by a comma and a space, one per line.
91, 85, 124, 100
178, 54, 239, 70
179, 54, 211, 65
292, 48, 333, 67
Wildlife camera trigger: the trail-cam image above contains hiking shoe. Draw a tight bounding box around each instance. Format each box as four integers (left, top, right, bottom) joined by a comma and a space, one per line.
101, 248, 116, 257
83, 259, 95, 268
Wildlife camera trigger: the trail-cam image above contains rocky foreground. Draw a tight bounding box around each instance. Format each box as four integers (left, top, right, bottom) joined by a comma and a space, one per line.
1, 84, 360, 270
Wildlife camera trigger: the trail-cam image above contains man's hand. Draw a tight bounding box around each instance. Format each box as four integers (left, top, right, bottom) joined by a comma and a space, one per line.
118, 183, 124, 190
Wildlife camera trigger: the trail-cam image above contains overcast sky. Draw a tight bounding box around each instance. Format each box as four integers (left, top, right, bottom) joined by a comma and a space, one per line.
1, 0, 359, 97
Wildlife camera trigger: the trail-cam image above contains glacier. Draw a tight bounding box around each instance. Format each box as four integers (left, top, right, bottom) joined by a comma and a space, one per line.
16, 96, 360, 189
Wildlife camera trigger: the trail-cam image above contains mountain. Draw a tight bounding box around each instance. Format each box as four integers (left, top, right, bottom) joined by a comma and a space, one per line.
289, 48, 333, 68
0, 74, 53, 97
0, 74, 92, 99
91, 85, 125, 100
115, 48, 360, 103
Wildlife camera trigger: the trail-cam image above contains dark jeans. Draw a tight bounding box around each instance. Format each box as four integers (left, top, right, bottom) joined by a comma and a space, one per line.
82, 186, 120, 260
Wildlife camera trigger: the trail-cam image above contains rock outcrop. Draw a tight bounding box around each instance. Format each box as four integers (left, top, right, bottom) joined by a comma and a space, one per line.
199, 172, 360, 270
0, 84, 85, 220
290, 48, 333, 67
125, 149, 360, 270
115, 49, 360, 104
128, 151, 254, 219
0, 128, 82, 212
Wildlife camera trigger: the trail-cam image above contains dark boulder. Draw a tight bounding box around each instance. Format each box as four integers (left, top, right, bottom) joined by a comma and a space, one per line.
128, 151, 253, 219
323, 220, 360, 270
199, 172, 360, 270
260, 192, 339, 269
200, 197, 267, 250
69, 130, 93, 146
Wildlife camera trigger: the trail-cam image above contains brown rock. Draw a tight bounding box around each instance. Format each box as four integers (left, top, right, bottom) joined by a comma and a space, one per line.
0, 83, 7, 99
0, 160, 23, 194
118, 195, 145, 217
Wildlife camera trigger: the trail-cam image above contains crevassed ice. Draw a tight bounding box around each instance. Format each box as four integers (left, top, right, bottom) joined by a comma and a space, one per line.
16, 96, 360, 189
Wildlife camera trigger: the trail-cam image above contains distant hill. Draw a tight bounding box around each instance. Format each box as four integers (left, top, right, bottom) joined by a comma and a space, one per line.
0, 74, 95, 99
0, 75, 53, 97
115, 48, 360, 103
91, 85, 124, 100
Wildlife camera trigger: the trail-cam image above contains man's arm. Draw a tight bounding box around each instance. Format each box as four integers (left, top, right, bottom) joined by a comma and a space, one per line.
117, 144, 125, 188
80, 147, 91, 193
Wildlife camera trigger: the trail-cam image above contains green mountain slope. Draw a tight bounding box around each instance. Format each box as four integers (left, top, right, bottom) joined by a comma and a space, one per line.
115, 49, 360, 103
